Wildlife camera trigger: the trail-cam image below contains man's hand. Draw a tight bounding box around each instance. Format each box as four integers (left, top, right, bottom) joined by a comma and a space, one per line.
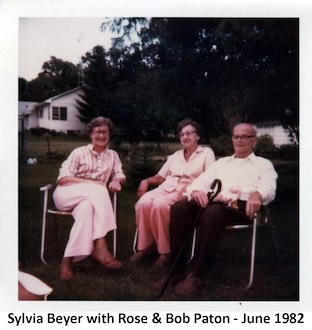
245, 191, 262, 220
190, 190, 209, 208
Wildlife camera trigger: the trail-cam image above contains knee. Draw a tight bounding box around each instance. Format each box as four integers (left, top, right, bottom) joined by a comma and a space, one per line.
151, 198, 169, 211
170, 201, 196, 227
72, 199, 93, 219
135, 197, 150, 211
205, 204, 224, 215
76, 199, 93, 213
80, 199, 92, 207
170, 200, 187, 219
170, 201, 195, 236
201, 204, 225, 227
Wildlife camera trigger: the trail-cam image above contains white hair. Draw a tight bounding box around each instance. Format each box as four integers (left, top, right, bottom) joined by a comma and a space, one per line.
233, 123, 258, 135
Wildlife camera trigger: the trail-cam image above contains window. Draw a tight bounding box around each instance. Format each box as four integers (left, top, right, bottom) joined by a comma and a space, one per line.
37, 107, 43, 118
52, 107, 67, 121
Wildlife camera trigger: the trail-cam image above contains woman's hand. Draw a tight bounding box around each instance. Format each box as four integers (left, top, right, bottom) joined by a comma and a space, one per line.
177, 185, 188, 201
177, 191, 188, 201
137, 179, 149, 197
108, 179, 122, 193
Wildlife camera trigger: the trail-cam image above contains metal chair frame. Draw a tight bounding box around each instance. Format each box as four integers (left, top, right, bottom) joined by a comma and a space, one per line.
132, 205, 280, 289
188, 205, 280, 289
39, 184, 117, 265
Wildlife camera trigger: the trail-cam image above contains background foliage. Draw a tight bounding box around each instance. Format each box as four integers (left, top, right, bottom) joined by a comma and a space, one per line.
18, 136, 298, 301
19, 18, 299, 144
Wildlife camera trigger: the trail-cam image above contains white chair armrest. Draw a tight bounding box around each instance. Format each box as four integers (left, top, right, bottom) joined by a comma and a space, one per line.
40, 184, 54, 192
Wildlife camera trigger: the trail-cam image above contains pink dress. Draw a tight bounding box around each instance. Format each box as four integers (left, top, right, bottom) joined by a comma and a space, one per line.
135, 146, 215, 254
53, 144, 125, 261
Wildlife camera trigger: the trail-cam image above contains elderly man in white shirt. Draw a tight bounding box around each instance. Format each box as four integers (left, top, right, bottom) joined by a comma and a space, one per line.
151, 123, 278, 295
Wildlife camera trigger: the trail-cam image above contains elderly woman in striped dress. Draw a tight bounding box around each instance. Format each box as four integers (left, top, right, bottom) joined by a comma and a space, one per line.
53, 117, 126, 280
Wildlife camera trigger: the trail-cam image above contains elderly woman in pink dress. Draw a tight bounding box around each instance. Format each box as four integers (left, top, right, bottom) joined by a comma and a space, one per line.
53, 117, 126, 280
130, 119, 215, 267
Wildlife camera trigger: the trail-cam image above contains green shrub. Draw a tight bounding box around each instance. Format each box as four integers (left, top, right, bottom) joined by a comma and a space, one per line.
125, 161, 162, 188
210, 135, 233, 156
29, 127, 49, 136
43, 150, 68, 162
276, 144, 299, 160
254, 134, 278, 158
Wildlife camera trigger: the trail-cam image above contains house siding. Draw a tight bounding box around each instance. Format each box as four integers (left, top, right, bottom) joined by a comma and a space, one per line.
18, 101, 38, 131
23, 88, 86, 133
257, 125, 293, 145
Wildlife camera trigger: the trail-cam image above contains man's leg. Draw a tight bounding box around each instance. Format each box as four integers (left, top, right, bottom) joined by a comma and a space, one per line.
193, 203, 249, 278
168, 200, 201, 275
173, 203, 249, 295
150, 200, 200, 291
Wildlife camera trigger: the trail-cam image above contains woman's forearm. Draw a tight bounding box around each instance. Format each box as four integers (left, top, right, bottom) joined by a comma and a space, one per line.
144, 174, 165, 186
58, 176, 101, 186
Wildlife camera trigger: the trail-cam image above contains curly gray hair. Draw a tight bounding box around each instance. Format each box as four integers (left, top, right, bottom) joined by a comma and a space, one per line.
85, 117, 114, 136
177, 118, 202, 136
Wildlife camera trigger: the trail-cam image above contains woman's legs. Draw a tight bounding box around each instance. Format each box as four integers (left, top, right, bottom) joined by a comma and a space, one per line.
53, 183, 121, 278
134, 194, 155, 252
132, 189, 179, 264
150, 192, 180, 254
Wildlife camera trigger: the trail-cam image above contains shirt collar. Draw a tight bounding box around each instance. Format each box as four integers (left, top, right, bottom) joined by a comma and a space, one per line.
230, 152, 257, 163
195, 145, 204, 153
180, 145, 203, 154
87, 144, 108, 156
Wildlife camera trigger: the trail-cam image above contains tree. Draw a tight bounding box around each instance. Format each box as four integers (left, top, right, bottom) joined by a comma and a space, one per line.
77, 18, 298, 143
76, 44, 171, 144
214, 19, 299, 134
18, 77, 29, 101
21, 56, 79, 102
76, 46, 120, 123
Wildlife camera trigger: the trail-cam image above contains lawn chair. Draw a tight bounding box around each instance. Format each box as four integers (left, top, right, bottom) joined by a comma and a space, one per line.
18, 270, 53, 300
188, 205, 281, 289
39, 184, 118, 265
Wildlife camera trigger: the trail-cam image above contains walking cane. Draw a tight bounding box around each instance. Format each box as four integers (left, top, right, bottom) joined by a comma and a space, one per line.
158, 179, 222, 298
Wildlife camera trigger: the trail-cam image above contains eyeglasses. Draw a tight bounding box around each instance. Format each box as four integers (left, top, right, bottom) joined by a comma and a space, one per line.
179, 130, 197, 138
93, 129, 109, 136
232, 135, 256, 141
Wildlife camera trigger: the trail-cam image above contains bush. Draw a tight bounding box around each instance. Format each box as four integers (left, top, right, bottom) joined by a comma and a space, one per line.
210, 135, 233, 157
254, 134, 278, 158
125, 160, 162, 188
275, 144, 299, 160
43, 150, 68, 162
29, 127, 49, 136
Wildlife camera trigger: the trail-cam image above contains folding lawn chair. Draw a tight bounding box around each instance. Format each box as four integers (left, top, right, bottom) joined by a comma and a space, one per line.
188, 205, 281, 289
39, 184, 118, 265
18, 270, 53, 300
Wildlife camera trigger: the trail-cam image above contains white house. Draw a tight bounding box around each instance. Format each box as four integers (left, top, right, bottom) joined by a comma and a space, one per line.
18, 101, 38, 132
256, 121, 294, 145
20, 87, 86, 134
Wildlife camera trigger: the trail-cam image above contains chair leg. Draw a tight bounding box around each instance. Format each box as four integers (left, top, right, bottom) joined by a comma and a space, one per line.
187, 228, 197, 263
40, 212, 48, 265
40, 189, 49, 265
133, 228, 139, 254
265, 206, 281, 267
113, 193, 117, 257
245, 215, 258, 289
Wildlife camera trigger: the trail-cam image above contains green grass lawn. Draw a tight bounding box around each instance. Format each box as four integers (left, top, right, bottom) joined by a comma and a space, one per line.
18, 135, 299, 301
